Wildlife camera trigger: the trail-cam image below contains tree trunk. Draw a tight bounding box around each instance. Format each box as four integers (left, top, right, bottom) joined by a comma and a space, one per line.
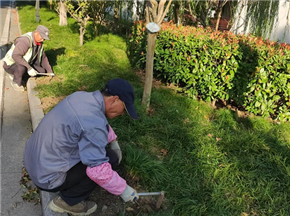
80, 25, 83, 46
137, 0, 141, 19
215, 8, 222, 31
59, 1, 67, 26
49, 0, 52, 10
93, 17, 98, 36
215, 0, 228, 31
188, 0, 193, 16
174, 2, 180, 26
114, 1, 119, 32
142, 33, 157, 110
142, 0, 172, 112
141, 1, 146, 20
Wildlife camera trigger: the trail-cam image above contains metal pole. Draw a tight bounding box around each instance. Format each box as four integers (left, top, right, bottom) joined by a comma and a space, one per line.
35, 0, 40, 22
138, 192, 163, 196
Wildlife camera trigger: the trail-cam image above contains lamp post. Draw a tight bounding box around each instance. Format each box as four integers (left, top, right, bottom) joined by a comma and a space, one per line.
35, 0, 40, 22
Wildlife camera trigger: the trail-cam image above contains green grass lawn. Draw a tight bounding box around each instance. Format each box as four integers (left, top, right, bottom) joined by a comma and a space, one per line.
17, 2, 290, 216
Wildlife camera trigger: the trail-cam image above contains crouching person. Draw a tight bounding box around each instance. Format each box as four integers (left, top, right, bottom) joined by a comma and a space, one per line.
3, 25, 54, 91
23, 79, 139, 215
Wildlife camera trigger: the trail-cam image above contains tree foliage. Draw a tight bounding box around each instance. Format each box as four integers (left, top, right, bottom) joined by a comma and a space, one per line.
89, 1, 114, 36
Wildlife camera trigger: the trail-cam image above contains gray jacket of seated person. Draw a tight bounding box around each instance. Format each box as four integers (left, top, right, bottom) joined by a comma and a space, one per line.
23, 90, 110, 190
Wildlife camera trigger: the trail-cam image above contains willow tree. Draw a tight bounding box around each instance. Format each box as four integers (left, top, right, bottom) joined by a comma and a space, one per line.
243, 0, 279, 38
142, 0, 172, 111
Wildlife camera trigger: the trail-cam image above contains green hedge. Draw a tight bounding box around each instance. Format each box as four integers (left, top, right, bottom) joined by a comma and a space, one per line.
128, 21, 290, 121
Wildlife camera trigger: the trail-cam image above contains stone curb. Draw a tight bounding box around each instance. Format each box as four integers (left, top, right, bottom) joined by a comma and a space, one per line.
0, 0, 12, 131
27, 78, 67, 216
0, 1, 65, 215
0, 2, 11, 213
11, 2, 65, 215
13, 2, 63, 215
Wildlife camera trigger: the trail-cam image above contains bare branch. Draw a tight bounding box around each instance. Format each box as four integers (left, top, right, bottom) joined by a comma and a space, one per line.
145, 6, 150, 24
66, 9, 81, 23
187, 0, 192, 17
222, 0, 228, 7
150, 0, 158, 22
157, 0, 166, 23
75, 5, 82, 14
148, 5, 155, 22
158, 0, 172, 24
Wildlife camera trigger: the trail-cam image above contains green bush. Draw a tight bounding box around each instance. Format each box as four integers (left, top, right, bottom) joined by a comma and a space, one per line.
128, 21, 290, 121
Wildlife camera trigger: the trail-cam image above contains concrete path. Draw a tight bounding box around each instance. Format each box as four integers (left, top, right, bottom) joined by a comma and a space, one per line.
0, 1, 67, 215
0, 1, 48, 215
0, 1, 10, 35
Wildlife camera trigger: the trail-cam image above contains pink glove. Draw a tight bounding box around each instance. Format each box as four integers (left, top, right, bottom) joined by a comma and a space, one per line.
108, 125, 117, 143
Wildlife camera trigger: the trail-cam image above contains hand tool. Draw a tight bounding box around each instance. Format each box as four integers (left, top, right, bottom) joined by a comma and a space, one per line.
36, 72, 55, 77
134, 191, 165, 209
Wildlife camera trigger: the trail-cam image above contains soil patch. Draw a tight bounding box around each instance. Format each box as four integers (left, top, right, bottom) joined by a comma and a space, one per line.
35, 75, 62, 86
34, 76, 65, 113
88, 166, 169, 216
89, 188, 166, 216
40, 96, 65, 113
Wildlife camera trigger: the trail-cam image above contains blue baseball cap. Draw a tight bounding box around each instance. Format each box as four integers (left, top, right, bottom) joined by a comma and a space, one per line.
105, 79, 138, 120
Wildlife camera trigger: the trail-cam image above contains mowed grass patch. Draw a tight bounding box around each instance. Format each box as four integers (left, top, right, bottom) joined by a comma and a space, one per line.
17, 2, 136, 97
111, 89, 290, 216
17, 3, 290, 216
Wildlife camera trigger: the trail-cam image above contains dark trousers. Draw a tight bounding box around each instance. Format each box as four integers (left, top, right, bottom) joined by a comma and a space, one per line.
39, 149, 119, 206
4, 60, 46, 85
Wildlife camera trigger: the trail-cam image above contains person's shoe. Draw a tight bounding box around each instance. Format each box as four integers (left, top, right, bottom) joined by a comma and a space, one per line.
10, 81, 25, 91
49, 196, 97, 216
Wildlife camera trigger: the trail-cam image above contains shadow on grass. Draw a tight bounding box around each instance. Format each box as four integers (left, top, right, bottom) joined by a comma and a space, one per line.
73, 49, 139, 92
84, 24, 112, 42
68, 22, 79, 35
47, 16, 55, 22
15, 1, 34, 8
68, 22, 114, 45
45, 47, 65, 67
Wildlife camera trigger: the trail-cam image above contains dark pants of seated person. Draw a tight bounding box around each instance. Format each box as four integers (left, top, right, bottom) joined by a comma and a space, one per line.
38, 149, 119, 206
4, 60, 46, 86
